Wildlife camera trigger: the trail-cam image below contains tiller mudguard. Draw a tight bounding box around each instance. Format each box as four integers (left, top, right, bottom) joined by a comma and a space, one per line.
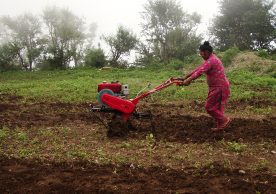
91, 77, 184, 137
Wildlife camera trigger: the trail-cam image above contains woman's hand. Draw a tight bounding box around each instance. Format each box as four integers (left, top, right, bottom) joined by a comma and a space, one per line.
183, 77, 193, 86
179, 76, 193, 86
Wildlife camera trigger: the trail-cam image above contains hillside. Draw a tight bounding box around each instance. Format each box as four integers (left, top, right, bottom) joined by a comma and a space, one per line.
229, 52, 275, 76
0, 51, 275, 193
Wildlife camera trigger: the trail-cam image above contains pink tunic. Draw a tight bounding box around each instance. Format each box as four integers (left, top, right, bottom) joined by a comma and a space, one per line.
190, 54, 230, 88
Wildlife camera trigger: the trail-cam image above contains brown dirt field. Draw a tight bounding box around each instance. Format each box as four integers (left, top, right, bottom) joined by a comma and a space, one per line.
0, 157, 275, 194
0, 96, 275, 143
0, 93, 275, 193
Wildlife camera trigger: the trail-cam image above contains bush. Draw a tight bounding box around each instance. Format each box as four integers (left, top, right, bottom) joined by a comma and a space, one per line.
134, 54, 155, 67
257, 49, 269, 59
144, 60, 166, 71
221, 46, 240, 67
271, 54, 276, 61
168, 59, 184, 70
265, 65, 276, 78
36, 58, 61, 70
84, 48, 106, 68
183, 54, 202, 65
0, 43, 21, 72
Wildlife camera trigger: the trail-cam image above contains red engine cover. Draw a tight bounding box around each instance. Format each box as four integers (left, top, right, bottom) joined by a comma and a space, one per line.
101, 93, 135, 114
98, 82, 122, 93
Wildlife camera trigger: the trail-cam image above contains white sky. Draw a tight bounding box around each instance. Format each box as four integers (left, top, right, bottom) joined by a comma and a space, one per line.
0, 0, 219, 38
0, 0, 219, 61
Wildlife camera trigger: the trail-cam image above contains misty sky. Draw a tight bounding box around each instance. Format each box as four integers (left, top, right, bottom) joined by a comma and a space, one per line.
0, 0, 219, 39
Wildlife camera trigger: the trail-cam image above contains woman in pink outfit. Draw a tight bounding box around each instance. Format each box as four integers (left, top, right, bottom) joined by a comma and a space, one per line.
181, 41, 231, 132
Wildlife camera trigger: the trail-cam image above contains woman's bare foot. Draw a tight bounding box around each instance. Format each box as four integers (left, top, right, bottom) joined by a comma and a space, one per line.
211, 117, 231, 132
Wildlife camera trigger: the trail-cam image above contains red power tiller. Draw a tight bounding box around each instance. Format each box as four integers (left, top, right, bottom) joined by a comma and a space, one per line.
91, 77, 184, 136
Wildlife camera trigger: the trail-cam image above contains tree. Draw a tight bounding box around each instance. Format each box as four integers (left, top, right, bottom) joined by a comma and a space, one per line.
141, 0, 201, 62
84, 48, 106, 68
135, 41, 155, 65
43, 7, 86, 69
103, 26, 137, 67
0, 13, 44, 70
0, 43, 21, 71
210, 0, 275, 51
166, 27, 202, 60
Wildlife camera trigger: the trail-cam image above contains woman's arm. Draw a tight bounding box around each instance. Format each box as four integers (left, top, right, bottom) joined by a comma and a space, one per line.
181, 60, 212, 86
183, 68, 198, 80
190, 60, 212, 80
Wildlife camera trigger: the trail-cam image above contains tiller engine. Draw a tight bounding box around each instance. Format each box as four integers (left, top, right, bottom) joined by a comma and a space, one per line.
90, 78, 184, 136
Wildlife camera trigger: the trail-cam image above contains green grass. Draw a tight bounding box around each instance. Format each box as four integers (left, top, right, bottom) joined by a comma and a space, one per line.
219, 46, 240, 67
19, 148, 32, 158
0, 67, 180, 102
228, 70, 276, 88
0, 66, 275, 103
16, 131, 28, 141
0, 129, 7, 141
220, 140, 247, 153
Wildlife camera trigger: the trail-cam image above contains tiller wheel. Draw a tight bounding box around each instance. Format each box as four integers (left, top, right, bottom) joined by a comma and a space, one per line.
91, 78, 184, 137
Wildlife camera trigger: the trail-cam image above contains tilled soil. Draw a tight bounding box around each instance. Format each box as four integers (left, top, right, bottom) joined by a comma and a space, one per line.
0, 93, 275, 193
0, 95, 275, 143
0, 157, 275, 194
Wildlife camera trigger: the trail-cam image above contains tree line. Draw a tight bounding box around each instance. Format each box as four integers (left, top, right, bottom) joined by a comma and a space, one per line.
0, 0, 275, 71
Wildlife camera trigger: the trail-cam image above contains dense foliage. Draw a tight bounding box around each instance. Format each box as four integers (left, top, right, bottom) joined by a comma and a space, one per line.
210, 0, 275, 51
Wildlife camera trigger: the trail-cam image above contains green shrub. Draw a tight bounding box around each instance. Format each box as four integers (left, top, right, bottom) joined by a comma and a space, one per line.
257, 49, 269, 59
183, 54, 202, 65
36, 58, 60, 70
145, 61, 166, 70
267, 66, 276, 78
271, 54, 276, 61
269, 71, 276, 78
222, 46, 240, 67
0, 43, 22, 72
84, 48, 106, 68
215, 50, 223, 59
168, 59, 184, 70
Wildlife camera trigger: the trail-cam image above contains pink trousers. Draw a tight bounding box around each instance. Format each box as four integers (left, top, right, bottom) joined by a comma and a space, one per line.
205, 87, 230, 122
